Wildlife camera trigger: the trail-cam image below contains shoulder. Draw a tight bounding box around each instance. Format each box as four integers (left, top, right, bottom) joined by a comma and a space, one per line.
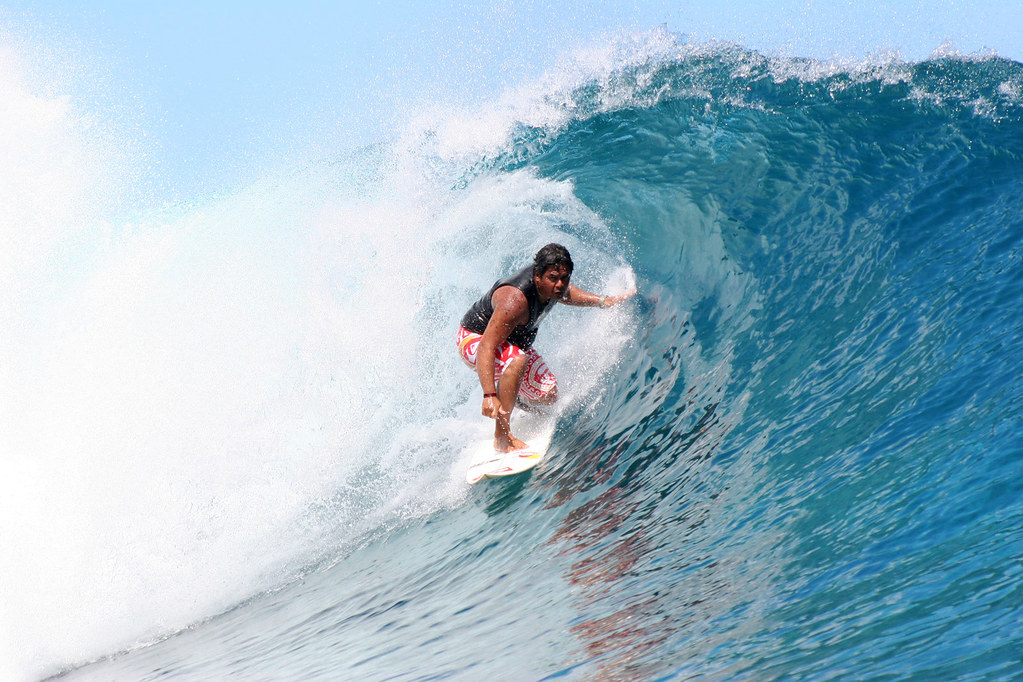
491, 285, 529, 322
492, 284, 528, 307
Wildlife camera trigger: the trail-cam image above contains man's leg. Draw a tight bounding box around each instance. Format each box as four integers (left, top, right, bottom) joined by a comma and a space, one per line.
456, 327, 539, 452
494, 352, 529, 452
515, 385, 558, 413
514, 349, 559, 411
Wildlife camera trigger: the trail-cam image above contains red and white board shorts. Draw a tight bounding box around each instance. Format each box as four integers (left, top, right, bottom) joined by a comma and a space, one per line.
457, 327, 557, 403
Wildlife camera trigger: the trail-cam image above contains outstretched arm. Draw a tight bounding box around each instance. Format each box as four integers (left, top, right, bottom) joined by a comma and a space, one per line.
561, 284, 637, 308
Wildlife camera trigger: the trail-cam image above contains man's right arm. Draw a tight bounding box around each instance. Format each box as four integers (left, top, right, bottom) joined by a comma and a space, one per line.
477, 287, 528, 419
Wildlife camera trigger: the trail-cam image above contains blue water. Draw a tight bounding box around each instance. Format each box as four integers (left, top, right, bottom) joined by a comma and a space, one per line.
7, 38, 1023, 681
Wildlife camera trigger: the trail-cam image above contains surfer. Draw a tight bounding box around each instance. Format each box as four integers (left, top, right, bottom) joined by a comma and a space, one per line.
457, 243, 636, 452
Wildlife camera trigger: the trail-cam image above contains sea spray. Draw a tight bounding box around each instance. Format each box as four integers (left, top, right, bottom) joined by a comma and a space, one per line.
1, 43, 638, 679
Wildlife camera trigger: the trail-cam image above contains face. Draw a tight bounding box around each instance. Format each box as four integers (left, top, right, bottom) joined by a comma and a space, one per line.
535, 265, 571, 301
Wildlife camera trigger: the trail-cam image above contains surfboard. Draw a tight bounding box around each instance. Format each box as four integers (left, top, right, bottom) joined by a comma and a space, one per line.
466, 443, 548, 484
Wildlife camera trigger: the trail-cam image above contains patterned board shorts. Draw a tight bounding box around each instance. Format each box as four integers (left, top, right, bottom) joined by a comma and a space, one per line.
457, 327, 557, 403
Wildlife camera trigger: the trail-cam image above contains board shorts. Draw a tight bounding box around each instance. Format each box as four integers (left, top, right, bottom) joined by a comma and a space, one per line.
457, 327, 557, 403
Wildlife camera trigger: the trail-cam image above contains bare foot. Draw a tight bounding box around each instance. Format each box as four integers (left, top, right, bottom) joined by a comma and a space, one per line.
495, 435, 528, 452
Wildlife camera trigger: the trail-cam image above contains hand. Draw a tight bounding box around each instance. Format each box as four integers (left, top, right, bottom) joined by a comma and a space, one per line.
602, 290, 638, 308
482, 395, 504, 420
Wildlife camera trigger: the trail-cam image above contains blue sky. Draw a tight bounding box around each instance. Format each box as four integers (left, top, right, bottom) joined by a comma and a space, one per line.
4, 1, 1021, 196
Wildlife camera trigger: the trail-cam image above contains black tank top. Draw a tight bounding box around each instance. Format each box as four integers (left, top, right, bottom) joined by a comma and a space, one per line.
460, 266, 555, 350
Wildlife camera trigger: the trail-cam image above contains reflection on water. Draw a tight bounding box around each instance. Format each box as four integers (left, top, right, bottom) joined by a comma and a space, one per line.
537, 383, 755, 678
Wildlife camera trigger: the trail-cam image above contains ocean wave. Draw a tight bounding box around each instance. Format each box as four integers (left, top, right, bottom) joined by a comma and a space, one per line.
6, 29, 1023, 680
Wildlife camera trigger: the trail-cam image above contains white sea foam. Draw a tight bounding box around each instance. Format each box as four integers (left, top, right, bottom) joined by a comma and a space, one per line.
0, 38, 637, 681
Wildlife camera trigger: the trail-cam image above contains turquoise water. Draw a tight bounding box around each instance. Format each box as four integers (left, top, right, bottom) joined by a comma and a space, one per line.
7, 39, 1023, 681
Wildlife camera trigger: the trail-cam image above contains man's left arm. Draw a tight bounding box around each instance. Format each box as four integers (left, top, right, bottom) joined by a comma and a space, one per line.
561, 284, 637, 308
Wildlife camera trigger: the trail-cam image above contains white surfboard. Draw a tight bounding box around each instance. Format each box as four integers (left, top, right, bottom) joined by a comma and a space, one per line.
465, 442, 549, 484
464, 411, 554, 484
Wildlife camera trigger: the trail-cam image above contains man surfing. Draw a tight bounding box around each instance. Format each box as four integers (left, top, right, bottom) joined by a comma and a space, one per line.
457, 243, 636, 452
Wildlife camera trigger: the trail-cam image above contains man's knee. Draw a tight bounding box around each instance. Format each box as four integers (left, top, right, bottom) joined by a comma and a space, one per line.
536, 385, 558, 405
518, 384, 557, 408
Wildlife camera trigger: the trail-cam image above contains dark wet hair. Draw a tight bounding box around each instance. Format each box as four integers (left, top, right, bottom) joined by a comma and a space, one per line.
532, 243, 574, 277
